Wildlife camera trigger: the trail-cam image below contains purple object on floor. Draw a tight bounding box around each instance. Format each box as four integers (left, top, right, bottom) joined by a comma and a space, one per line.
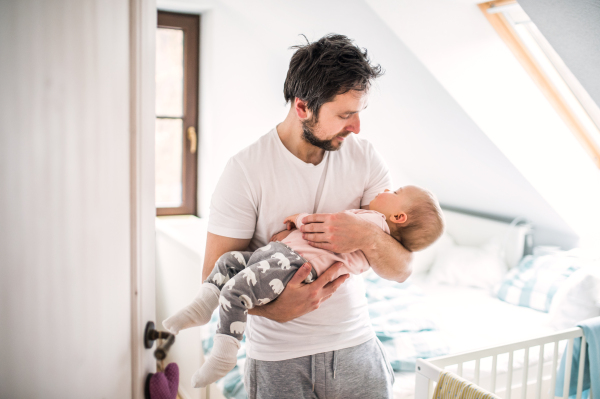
149, 363, 179, 399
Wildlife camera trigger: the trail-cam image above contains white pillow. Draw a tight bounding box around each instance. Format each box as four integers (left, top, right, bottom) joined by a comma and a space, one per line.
410, 233, 455, 276
428, 239, 508, 291
548, 265, 600, 330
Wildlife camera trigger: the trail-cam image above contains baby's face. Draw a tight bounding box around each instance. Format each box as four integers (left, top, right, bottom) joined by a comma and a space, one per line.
369, 186, 422, 219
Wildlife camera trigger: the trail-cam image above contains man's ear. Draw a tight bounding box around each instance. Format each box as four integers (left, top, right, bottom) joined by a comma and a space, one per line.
390, 213, 407, 224
295, 98, 310, 119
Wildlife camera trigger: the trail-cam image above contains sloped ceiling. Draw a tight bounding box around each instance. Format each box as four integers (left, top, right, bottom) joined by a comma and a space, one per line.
364, 0, 600, 248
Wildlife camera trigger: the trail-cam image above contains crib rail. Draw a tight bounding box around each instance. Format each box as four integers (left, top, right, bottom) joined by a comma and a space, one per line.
415, 327, 586, 399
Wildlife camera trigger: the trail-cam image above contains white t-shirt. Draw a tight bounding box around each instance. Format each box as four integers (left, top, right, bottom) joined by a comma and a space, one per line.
208, 127, 392, 361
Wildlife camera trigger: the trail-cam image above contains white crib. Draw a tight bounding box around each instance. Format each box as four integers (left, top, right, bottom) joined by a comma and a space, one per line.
415, 327, 589, 399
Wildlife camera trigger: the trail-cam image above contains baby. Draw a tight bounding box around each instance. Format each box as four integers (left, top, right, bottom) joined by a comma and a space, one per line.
163, 185, 444, 388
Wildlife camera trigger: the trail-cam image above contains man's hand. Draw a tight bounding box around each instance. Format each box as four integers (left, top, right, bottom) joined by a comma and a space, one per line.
300, 212, 375, 253
301, 211, 413, 282
248, 262, 349, 323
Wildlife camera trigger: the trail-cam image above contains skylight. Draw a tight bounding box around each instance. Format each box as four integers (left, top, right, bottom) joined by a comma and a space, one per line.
485, 1, 600, 168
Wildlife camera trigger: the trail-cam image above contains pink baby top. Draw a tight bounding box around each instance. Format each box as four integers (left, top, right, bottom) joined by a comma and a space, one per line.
281, 209, 390, 278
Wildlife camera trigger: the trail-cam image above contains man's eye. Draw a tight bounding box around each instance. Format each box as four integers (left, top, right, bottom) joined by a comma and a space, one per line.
340, 115, 350, 120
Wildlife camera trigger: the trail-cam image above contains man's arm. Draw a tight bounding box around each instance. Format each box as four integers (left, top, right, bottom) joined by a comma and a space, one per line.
360, 223, 412, 282
202, 232, 251, 281
203, 232, 349, 323
300, 209, 412, 283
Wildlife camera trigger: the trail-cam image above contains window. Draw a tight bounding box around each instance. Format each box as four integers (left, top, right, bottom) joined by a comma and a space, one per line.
480, 0, 600, 169
155, 11, 199, 215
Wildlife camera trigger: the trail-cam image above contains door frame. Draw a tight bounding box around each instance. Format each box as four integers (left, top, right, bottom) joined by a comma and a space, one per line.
130, 0, 157, 397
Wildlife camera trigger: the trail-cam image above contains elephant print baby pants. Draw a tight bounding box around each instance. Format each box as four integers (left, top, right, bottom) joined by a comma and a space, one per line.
205, 241, 317, 340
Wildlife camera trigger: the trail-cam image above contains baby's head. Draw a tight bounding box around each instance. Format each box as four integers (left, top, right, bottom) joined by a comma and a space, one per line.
369, 185, 444, 252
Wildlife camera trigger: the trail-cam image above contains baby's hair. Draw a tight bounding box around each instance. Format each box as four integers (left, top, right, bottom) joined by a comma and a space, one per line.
389, 187, 444, 252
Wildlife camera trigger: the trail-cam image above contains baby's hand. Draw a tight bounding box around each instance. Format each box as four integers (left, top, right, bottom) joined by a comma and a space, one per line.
283, 214, 301, 230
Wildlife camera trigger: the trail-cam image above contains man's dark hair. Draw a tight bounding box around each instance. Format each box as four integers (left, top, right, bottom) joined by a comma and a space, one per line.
284, 34, 384, 116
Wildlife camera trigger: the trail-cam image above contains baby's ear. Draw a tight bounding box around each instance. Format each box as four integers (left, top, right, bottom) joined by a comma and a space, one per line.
390, 213, 407, 224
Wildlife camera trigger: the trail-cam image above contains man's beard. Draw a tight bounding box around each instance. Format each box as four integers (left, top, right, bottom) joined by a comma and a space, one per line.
301, 115, 346, 151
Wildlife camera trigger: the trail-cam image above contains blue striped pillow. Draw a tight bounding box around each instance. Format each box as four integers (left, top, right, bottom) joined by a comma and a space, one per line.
496, 254, 581, 312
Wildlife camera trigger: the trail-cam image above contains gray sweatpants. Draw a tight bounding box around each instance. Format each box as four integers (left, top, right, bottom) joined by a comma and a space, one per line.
244, 337, 396, 399
205, 241, 317, 340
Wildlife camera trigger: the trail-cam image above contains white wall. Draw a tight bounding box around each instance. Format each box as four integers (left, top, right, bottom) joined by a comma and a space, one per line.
365, 0, 600, 248
158, 0, 582, 248
155, 217, 226, 399
0, 1, 133, 396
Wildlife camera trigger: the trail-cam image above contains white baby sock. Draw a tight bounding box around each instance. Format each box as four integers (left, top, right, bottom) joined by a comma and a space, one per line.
192, 334, 241, 388
162, 283, 220, 335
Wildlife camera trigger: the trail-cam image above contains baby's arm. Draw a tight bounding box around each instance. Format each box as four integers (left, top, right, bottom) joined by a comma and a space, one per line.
283, 213, 310, 230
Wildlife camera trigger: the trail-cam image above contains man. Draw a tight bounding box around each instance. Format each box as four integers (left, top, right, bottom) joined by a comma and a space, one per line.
204, 34, 412, 398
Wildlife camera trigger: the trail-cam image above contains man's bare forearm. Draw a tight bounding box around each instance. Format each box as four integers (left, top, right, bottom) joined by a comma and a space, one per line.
202, 232, 251, 281
361, 226, 412, 283
247, 302, 286, 322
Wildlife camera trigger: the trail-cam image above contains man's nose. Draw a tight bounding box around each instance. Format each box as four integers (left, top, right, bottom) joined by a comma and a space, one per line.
346, 114, 360, 134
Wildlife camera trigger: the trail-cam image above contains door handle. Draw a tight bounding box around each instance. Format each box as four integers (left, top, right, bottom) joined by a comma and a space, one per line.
144, 321, 176, 360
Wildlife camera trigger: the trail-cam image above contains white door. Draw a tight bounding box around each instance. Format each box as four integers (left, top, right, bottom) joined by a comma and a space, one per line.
0, 0, 157, 397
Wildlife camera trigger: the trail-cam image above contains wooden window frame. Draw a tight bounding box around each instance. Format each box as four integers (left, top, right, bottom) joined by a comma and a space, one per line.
479, 0, 600, 169
156, 11, 200, 216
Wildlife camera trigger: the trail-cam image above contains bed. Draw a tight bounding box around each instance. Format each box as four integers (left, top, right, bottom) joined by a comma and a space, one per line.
394, 210, 598, 399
